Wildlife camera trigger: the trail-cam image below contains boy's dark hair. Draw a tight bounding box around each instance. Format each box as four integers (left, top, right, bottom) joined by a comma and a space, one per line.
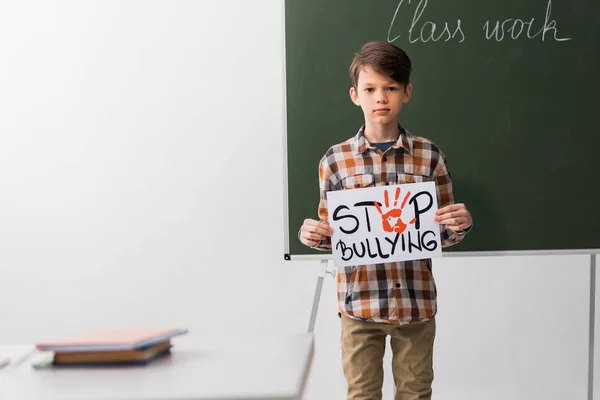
349, 41, 412, 89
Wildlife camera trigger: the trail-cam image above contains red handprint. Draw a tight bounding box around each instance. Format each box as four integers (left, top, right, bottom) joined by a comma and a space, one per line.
374, 187, 416, 234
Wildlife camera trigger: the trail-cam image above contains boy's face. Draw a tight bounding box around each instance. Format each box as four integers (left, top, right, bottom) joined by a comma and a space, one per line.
349, 67, 412, 127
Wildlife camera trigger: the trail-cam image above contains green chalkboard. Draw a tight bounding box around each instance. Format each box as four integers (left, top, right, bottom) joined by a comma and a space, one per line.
284, 0, 600, 258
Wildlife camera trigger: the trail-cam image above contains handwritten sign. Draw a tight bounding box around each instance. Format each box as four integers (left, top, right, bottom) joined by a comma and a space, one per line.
327, 182, 442, 267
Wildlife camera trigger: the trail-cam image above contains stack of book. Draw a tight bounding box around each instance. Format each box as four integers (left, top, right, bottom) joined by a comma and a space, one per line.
34, 328, 188, 368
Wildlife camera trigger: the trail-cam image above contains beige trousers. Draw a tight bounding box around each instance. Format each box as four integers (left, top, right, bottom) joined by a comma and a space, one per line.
341, 314, 436, 400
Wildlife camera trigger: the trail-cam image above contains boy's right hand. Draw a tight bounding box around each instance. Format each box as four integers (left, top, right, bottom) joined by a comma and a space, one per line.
300, 219, 334, 248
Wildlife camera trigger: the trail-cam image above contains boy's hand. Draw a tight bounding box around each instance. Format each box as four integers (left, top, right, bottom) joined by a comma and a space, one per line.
434, 203, 472, 233
300, 219, 334, 248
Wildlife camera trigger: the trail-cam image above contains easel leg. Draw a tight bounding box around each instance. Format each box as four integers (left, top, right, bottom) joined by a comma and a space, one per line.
589, 253, 596, 400
308, 260, 334, 333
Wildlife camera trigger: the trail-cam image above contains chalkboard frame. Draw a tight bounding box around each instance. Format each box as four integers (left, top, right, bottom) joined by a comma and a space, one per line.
282, 0, 600, 261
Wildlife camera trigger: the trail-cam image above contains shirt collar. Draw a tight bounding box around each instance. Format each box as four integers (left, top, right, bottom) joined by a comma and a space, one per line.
355, 124, 412, 155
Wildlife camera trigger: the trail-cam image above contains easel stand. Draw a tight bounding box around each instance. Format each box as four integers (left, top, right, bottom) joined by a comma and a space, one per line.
305, 254, 599, 400
308, 259, 336, 333
588, 253, 596, 400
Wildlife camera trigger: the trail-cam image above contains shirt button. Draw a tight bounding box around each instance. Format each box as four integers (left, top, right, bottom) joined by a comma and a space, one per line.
395, 283, 401, 288
383, 157, 387, 162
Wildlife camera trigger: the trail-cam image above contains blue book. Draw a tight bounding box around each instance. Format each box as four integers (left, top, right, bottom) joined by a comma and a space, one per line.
35, 328, 188, 352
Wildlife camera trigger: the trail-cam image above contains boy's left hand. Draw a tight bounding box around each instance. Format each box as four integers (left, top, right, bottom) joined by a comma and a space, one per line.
434, 203, 472, 233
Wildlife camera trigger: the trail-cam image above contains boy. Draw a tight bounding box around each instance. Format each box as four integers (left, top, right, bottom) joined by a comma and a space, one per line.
299, 41, 473, 400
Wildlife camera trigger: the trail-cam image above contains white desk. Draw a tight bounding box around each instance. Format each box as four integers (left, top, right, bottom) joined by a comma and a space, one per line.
0, 333, 314, 400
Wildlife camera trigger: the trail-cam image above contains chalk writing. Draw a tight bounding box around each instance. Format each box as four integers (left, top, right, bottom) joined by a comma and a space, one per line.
483, 0, 571, 42
388, 0, 465, 43
386, 0, 572, 44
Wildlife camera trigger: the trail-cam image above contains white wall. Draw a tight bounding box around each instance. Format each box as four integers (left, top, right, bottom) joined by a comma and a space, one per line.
0, 2, 594, 399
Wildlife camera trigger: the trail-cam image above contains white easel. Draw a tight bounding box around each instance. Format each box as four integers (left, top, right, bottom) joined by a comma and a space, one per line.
589, 253, 596, 400
307, 259, 336, 333
303, 252, 598, 400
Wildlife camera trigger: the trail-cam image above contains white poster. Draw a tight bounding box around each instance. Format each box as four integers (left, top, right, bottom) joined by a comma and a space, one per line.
326, 181, 442, 267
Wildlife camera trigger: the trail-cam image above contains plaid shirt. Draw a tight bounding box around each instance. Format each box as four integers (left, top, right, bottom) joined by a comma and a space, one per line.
313, 125, 467, 324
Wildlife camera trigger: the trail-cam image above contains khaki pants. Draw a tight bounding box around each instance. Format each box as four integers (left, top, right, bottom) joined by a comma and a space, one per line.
341, 314, 436, 400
